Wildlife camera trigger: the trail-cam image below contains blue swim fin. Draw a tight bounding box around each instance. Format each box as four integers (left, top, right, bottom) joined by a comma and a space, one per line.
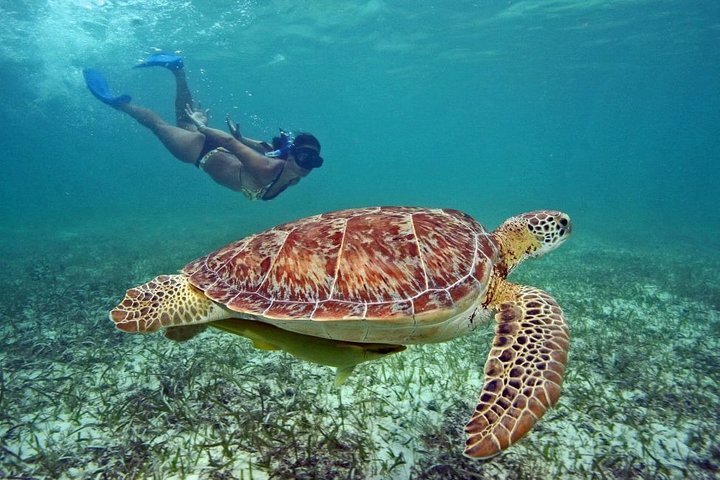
82, 68, 131, 107
134, 53, 184, 70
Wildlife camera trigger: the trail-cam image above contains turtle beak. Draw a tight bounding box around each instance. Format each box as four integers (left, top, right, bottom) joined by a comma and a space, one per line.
559, 213, 572, 236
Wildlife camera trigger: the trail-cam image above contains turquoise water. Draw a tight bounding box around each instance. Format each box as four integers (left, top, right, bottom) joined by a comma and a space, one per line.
1, 1, 719, 478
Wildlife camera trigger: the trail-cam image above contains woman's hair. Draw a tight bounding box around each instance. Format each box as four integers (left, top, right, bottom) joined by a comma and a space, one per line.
270, 131, 321, 152
293, 132, 321, 151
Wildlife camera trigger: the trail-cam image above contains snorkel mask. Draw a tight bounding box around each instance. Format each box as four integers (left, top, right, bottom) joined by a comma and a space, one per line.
265, 129, 324, 169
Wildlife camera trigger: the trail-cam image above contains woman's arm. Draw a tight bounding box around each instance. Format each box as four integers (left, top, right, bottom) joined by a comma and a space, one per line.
185, 106, 279, 179
227, 115, 273, 154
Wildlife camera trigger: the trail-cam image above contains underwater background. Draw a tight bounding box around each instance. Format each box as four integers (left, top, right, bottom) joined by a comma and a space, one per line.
1, 0, 718, 478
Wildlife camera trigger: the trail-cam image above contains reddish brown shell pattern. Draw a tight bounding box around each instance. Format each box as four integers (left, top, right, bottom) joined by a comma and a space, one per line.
183, 207, 498, 326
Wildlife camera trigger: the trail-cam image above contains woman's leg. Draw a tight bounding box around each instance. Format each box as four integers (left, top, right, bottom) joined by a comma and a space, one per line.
172, 68, 210, 133
173, 69, 199, 130
200, 151, 246, 192
117, 103, 205, 165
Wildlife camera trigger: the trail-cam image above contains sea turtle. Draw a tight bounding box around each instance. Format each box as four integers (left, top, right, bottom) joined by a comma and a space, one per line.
110, 206, 571, 458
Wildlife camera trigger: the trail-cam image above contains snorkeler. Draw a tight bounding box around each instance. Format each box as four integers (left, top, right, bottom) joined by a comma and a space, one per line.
82, 53, 323, 200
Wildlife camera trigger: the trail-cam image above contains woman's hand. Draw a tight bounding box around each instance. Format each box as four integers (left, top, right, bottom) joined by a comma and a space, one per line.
184, 104, 210, 130
226, 115, 242, 139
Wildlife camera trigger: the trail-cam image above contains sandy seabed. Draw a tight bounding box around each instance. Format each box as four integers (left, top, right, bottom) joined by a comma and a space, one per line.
1, 218, 718, 479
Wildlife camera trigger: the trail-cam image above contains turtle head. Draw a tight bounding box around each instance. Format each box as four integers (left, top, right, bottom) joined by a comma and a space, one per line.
493, 210, 572, 274
518, 210, 572, 257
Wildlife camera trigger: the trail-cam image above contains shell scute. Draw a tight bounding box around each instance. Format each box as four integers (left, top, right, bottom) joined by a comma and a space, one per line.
366, 300, 414, 322
226, 292, 271, 314
257, 216, 346, 302
413, 289, 455, 315
223, 229, 288, 292
266, 300, 317, 319
202, 282, 238, 305
412, 210, 481, 289
312, 300, 365, 320
448, 276, 483, 304
333, 211, 425, 302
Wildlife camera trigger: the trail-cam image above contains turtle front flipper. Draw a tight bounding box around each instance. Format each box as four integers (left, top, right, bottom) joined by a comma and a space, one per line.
464, 285, 569, 458
110, 274, 229, 333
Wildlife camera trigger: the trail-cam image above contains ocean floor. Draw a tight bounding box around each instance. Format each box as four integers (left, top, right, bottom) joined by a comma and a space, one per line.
1, 215, 719, 479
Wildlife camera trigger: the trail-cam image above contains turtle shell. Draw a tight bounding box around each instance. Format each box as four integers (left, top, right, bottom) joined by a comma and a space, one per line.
183, 207, 499, 343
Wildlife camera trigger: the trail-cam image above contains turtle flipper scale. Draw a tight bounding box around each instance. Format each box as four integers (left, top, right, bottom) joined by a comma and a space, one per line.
464, 285, 569, 459
109, 274, 228, 333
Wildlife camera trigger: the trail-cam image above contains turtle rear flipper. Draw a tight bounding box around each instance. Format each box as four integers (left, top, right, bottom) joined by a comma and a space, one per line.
165, 325, 209, 342
464, 285, 569, 458
109, 274, 228, 333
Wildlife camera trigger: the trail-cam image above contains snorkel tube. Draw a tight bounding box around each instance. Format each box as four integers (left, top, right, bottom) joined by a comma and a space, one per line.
265, 129, 295, 159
